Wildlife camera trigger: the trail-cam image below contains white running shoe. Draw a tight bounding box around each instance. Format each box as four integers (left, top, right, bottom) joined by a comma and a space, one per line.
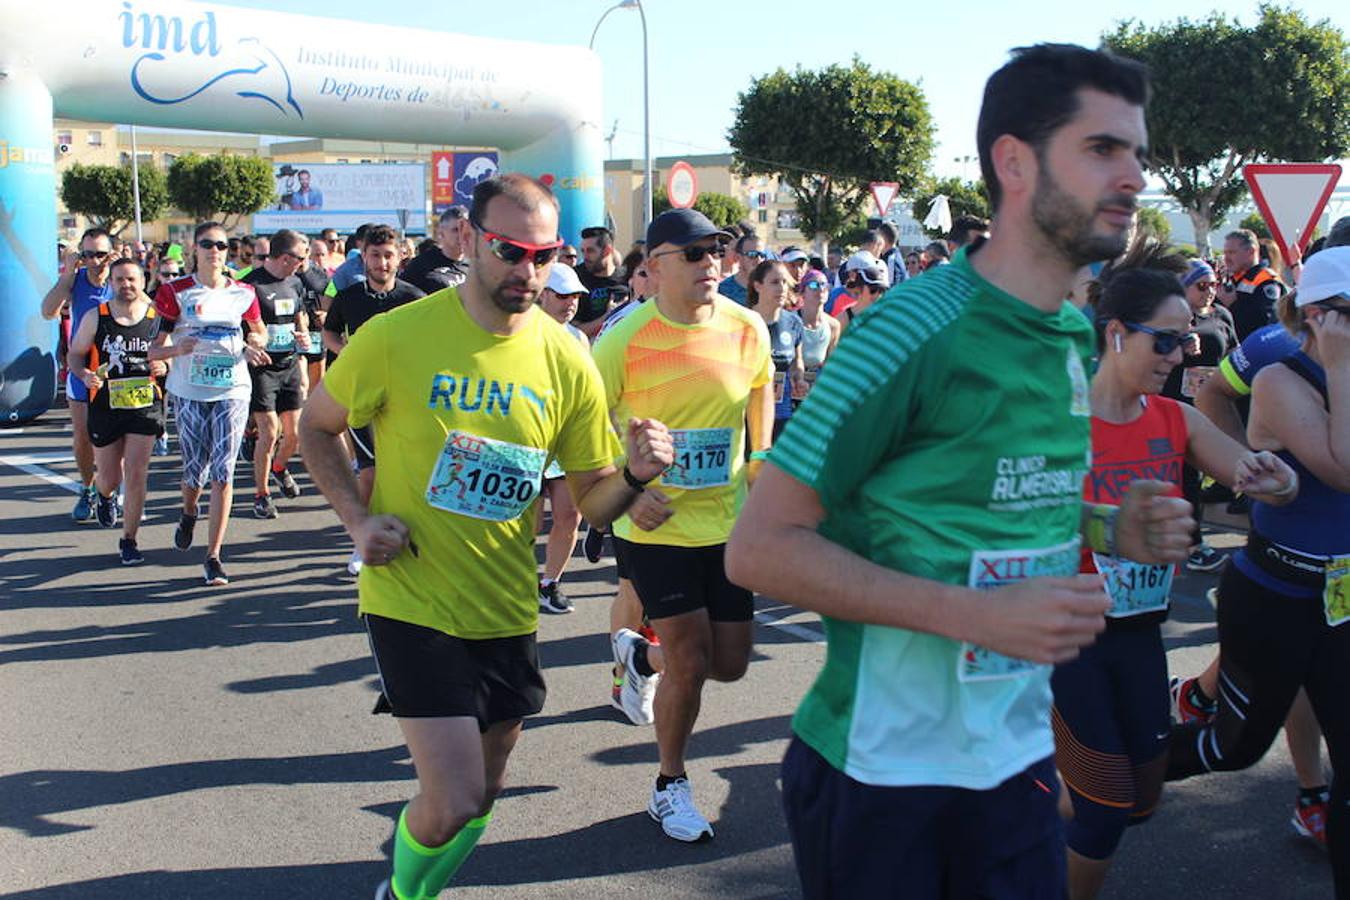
648, 777, 714, 842
612, 627, 657, 726
373, 878, 392, 899
347, 551, 363, 576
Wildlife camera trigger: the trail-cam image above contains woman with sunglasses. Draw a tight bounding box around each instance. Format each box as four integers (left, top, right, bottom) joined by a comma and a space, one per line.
1052, 263, 1297, 900
153, 221, 272, 586
747, 259, 805, 439
1166, 247, 1350, 894
796, 268, 840, 399
1162, 260, 1239, 573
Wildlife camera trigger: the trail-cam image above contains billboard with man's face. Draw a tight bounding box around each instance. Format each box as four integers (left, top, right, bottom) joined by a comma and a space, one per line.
254, 162, 428, 234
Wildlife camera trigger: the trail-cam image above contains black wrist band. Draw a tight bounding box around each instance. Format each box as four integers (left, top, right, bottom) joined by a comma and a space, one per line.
621, 465, 649, 492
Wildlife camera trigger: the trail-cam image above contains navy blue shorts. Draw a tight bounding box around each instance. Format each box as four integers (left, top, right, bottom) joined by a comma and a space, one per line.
1051, 622, 1169, 858
781, 737, 1065, 899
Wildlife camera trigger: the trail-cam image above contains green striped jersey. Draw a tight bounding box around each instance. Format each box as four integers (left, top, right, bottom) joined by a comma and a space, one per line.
771, 247, 1094, 788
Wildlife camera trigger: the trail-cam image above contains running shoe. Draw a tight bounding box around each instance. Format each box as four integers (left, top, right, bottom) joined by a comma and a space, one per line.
272, 467, 301, 499
95, 491, 118, 528
613, 627, 657, 726
583, 524, 607, 563
347, 551, 363, 576
1206, 586, 1219, 609
373, 878, 393, 900
152, 433, 169, 456
174, 512, 197, 551
1186, 543, 1225, 573
72, 485, 96, 523
119, 538, 145, 566
539, 582, 574, 615
1170, 676, 1216, 725
1293, 791, 1330, 847
648, 777, 713, 842
638, 622, 660, 645
253, 493, 278, 519
203, 557, 229, 586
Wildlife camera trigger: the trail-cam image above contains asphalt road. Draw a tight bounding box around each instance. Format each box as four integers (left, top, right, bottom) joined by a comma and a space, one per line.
0, 408, 1334, 899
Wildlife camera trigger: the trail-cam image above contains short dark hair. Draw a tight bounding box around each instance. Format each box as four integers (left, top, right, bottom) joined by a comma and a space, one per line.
924, 241, 951, 261
268, 229, 307, 258
439, 205, 468, 226
1225, 229, 1259, 250
735, 232, 761, 254
861, 229, 881, 247
297, 169, 311, 177
877, 222, 898, 243
352, 223, 377, 246
948, 215, 990, 248
581, 225, 613, 249
80, 227, 112, 246
194, 221, 227, 241
621, 248, 645, 279
108, 257, 144, 278
228, 237, 241, 251
470, 173, 559, 230
1088, 238, 1188, 353
977, 43, 1150, 210
363, 224, 399, 248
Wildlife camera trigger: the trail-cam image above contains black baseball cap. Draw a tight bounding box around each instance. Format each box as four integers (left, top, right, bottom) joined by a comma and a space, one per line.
645, 209, 732, 252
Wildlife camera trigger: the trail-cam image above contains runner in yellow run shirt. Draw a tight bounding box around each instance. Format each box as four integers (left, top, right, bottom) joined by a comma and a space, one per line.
300, 174, 674, 900
592, 208, 774, 843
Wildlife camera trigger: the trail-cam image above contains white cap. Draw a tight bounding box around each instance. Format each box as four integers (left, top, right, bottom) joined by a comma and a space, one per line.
844, 250, 880, 272
546, 263, 587, 296
1295, 246, 1350, 306
780, 247, 809, 263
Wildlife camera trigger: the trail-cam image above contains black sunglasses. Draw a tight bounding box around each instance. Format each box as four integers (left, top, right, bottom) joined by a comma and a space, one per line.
651, 242, 728, 264
197, 239, 229, 251
80, 250, 111, 260
740, 250, 766, 260
1124, 322, 1192, 355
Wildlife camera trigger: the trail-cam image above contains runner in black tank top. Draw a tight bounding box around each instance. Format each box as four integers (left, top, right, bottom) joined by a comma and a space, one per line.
67, 259, 174, 565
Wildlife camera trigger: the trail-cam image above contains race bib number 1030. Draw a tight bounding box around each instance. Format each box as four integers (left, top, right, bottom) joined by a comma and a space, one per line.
425, 430, 547, 522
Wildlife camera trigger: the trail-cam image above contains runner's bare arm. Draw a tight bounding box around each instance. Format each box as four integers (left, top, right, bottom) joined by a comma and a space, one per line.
1194, 367, 1247, 446
65, 313, 100, 387
728, 463, 1110, 665
40, 250, 80, 319
1248, 361, 1350, 492
565, 417, 674, 530
746, 384, 773, 452
1178, 403, 1297, 505
299, 383, 409, 564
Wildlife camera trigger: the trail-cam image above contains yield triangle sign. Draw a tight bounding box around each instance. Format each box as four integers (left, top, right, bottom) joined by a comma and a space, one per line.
1243, 163, 1341, 262
870, 182, 899, 217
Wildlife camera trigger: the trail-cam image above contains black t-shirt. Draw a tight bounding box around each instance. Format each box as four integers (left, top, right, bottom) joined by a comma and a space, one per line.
242, 266, 306, 368
1162, 304, 1237, 404
401, 246, 467, 295
574, 264, 625, 324
324, 279, 426, 341
297, 264, 331, 317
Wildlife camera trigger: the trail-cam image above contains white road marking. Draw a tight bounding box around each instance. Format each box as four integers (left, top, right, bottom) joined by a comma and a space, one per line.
0, 451, 82, 494
754, 609, 824, 643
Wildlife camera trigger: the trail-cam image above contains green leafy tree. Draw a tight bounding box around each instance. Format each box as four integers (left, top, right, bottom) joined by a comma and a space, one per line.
1136, 206, 1173, 243
910, 178, 992, 239
652, 187, 749, 229
168, 153, 275, 228
60, 162, 168, 235
1239, 212, 1271, 239
1105, 6, 1350, 252
728, 57, 934, 243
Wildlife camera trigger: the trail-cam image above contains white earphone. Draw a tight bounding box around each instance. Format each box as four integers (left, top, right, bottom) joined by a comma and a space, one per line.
1114, 333, 1123, 353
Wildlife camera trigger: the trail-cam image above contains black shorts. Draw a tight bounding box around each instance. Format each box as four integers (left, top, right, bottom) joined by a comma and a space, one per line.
249, 359, 303, 414
87, 402, 165, 448
349, 424, 376, 470
613, 538, 753, 622
364, 614, 546, 728
614, 533, 631, 581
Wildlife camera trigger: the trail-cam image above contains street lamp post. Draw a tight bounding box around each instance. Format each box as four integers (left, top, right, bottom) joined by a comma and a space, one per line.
590, 0, 651, 233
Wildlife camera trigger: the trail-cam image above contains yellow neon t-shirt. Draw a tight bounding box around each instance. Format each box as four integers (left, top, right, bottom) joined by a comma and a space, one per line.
323, 288, 619, 639
592, 296, 772, 547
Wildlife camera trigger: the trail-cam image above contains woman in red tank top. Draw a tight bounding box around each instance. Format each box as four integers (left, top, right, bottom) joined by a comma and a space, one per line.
1052, 259, 1297, 900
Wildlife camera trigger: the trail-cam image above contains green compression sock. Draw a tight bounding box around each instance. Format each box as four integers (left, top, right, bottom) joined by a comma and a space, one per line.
424, 806, 492, 893
390, 805, 493, 899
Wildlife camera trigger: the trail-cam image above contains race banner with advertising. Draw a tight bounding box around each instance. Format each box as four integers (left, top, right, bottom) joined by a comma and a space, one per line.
254, 162, 428, 233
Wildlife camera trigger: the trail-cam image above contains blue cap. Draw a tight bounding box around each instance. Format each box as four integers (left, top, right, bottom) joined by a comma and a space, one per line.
645, 208, 732, 252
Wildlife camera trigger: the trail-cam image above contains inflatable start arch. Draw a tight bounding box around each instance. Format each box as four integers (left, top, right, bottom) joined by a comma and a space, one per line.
0, 0, 604, 423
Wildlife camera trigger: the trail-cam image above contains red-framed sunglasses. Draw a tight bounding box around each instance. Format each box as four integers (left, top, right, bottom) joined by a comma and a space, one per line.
471, 219, 563, 268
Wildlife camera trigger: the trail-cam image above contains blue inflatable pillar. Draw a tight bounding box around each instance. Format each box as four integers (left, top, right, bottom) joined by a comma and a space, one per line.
0, 68, 58, 425
501, 120, 605, 247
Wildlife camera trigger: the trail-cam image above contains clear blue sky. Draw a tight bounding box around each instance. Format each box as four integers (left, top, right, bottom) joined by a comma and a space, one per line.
210, 0, 1349, 180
